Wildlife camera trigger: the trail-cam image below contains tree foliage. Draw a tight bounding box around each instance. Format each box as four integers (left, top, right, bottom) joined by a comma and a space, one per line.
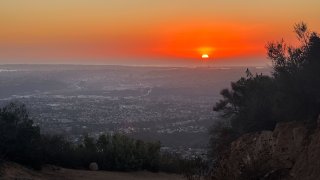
266, 22, 320, 122
0, 101, 202, 174
41, 132, 162, 171
213, 73, 277, 134
210, 22, 320, 160
0, 102, 163, 172
0, 102, 42, 169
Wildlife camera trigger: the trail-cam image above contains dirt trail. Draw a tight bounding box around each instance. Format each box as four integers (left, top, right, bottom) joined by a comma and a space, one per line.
0, 163, 184, 180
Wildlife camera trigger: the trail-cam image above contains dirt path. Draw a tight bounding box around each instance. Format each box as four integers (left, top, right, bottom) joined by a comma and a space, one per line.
1, 163, 184, 180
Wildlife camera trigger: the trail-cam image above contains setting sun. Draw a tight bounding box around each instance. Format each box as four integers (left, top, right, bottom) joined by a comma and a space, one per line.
202, 54, 209, 59
198, 47, 214, 60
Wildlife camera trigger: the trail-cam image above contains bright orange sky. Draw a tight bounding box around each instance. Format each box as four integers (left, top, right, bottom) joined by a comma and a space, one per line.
1, 0, 320, 66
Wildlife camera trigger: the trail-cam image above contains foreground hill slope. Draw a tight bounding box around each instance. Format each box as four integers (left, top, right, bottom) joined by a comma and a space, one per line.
0, 162, 183, 180
212, 121, 320, 180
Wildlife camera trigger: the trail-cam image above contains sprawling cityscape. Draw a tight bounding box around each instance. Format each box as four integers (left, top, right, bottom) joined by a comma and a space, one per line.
0, 65, 269, 157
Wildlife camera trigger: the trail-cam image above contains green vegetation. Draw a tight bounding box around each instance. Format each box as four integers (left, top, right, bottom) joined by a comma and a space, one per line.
210, 22, 320, 159
42, 133, 161, 172
159, 152, 208, 180
0, 102, 202, 176
0, 102, 160, 171
0, 103, 42, 169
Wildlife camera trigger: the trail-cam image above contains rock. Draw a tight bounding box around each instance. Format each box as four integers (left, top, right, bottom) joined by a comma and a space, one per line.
89, 162, 99, 171
212, 122, 319, 180
290, 130, 320, 180
47, 165, 61, 171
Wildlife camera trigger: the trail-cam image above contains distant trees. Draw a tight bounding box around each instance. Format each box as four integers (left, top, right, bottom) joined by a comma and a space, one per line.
0, 102, 190, 173
42, 133, 161, 171
210, 22, 320, 160
0, 101, 207, 178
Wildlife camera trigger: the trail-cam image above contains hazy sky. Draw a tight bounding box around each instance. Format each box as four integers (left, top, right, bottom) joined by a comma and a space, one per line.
1, 0, 319, 66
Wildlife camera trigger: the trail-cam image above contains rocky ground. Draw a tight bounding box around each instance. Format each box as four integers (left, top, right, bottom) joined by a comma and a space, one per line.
212, 121, 320, 180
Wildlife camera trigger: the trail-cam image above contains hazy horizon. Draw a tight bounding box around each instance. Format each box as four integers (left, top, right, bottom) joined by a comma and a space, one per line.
0, 56, 270, 67
1, 0, 319, 66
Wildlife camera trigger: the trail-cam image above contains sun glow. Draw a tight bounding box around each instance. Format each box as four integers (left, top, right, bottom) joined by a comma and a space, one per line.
198, 47, 214, 59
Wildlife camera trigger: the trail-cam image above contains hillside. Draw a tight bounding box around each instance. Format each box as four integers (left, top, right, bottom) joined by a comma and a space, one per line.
0, 162, 183, 180
212, 121, 320, 180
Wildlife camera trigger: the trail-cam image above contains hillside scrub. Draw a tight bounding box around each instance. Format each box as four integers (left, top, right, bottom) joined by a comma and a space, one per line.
210, 22, 320, 177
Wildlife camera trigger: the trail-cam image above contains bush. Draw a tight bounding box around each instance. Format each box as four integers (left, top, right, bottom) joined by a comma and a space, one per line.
159, 152, 209, 179
208, 120, 238, 159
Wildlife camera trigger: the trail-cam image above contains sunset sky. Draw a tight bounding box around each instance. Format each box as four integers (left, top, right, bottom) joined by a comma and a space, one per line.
1, 0, 319, 66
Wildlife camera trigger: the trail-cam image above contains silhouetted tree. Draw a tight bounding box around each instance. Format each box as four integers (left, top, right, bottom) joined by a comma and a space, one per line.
267, 22, 320, 122
210, 22, 320, 162
0, 102, 42, 169
213, 73, 277, 134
